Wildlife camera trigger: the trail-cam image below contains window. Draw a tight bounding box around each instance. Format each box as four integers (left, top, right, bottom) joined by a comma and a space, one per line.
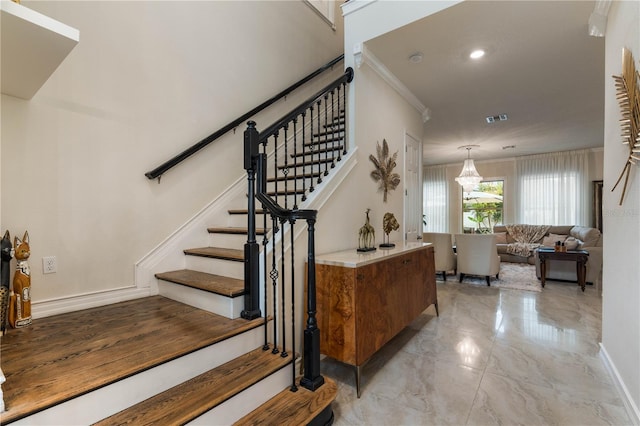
304, 0, 336, 30
462, 180, 504, 234
423, 165, 448, 232
515, 151, 589, 225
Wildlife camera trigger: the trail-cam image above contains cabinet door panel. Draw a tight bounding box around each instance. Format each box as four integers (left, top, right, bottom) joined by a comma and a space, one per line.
316, 264, 357, 364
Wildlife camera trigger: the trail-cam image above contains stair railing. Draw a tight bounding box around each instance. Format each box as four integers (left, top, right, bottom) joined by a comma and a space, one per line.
242, 67, 353, 392
145, 55, 344, 181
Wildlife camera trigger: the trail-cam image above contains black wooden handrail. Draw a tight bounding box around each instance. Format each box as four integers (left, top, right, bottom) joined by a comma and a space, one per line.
145, 54, 344, 180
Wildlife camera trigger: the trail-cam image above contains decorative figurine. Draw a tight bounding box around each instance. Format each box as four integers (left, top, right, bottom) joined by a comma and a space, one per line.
380, 212, 399, 248
369, 139, 401, 202
8, 231, 32, 328
357, 209, 376, 252
1, 231, 13, 335
611, 47, 640, 205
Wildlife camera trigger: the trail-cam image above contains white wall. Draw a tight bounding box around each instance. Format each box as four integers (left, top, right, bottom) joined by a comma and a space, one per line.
427, 148, 604, 232
314, 0, 455, 255
601, 0, 640, 421
1, 1, 344, 304
315, 61, 424, 255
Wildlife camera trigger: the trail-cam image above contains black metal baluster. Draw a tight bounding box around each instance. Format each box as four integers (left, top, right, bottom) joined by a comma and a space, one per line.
292, 117, 299, 209
301, 111, 308, 201
323, 94, 329, 176
309, 105, 316, 192
330, 89, 336, 167
261, 141, 270, 351
273, 132, 279, 206
280, 218, 288, 358
282, 124, 289, 210
270, 214, 279, 355
289, 218, 298, 392
342, 81, 348, 155
316, 100, 322, 185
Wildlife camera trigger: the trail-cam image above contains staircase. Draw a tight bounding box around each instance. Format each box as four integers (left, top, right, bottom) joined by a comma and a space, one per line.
0, 69, 351, 425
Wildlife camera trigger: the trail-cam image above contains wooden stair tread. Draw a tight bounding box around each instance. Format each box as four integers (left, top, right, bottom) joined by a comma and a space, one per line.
278, 158, 334, 169
155, 269, 244, 297
267, 189, 307, 196
94, 347, 293, 426
184, 246, 244, 261
233, 377, 337, 426
0, 296, 264, 424
228, 208, 265, 215
291, 145, 343, 158
312, 128, 344, 138
306, 134, 344, 144
324, 119, 345, 128
207, 226, 268, 235
267, 172, 321, 182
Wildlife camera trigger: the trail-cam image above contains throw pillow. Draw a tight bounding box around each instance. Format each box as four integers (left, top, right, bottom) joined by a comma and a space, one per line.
494, 232, 507, 244
564, 237, 580, 250
542, 233, 568, 247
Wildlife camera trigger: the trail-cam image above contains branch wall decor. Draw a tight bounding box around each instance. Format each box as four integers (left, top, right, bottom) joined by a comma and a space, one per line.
611, 47, 640, 205
369, 139, 400, 202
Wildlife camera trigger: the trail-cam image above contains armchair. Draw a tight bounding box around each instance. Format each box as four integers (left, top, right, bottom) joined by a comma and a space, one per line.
423, 232, 457, 281
455, 234, 501, 286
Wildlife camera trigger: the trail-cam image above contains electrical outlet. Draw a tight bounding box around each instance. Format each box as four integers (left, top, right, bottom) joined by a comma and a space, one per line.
43, 256, 57, 274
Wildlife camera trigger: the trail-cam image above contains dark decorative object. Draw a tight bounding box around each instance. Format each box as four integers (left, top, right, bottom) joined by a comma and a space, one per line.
380, 212, 399, 248
369, 139, 400, 202
593, 180, 603, 232
1, 230, 13, 335
357, 209, 376, 252
611, 47, 640, 205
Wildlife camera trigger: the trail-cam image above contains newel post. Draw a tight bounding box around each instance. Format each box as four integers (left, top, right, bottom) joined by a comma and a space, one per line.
300, 215, 325, 391
242, 121, 261, 320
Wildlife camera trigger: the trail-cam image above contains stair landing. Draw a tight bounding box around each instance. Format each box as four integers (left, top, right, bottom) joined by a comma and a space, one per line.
0, 296, 263, 424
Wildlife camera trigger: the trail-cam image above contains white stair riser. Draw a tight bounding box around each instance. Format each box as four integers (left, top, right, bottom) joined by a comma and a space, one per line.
158, 280, 244, 319
185, 255, 244, 279
187, 362, 294, 425
208, 232, 251, 248
11, 327, 265, 425
226, 214, 250, 228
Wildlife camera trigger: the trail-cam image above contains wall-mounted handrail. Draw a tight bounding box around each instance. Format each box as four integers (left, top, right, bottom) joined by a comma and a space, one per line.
144, 54, 344, 180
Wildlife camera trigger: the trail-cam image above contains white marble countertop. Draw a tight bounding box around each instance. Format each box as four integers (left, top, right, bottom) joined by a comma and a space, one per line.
314, 242, 432, 268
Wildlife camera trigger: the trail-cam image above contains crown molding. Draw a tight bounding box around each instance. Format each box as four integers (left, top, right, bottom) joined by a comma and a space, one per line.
353, 42, 428, 117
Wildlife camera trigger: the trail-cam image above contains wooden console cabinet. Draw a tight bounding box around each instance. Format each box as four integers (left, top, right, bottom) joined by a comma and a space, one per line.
313, 243, 437, 396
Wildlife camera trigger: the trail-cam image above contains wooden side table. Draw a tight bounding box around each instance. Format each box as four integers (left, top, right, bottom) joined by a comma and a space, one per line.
537, 248, 589, 291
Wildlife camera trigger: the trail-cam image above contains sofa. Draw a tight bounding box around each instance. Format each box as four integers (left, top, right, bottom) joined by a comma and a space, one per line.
492, 224, 602, 285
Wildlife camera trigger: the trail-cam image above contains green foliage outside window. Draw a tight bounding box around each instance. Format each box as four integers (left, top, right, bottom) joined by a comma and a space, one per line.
462, 181, 504, 234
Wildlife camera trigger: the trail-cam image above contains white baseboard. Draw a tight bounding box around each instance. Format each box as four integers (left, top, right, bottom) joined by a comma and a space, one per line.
600, 343, 640, 425
32, 286, 154, 319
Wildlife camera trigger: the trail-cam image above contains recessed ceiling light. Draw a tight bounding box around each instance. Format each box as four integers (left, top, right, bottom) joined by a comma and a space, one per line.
408, 52, 424, 64
470, 49, 485, 59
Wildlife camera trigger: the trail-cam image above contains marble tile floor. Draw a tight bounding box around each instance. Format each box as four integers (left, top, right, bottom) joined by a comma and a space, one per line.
321, 273, 633, 425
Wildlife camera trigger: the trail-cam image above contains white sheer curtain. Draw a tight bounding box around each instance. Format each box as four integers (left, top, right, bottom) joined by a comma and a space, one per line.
423, 165, 449, 232
515, 150, 589, 225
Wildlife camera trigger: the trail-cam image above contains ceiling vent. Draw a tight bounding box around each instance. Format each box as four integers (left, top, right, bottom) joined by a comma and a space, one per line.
486, 114, 508, 124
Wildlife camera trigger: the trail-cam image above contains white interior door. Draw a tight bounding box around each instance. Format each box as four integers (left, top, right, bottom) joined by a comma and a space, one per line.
404, 132, 422, 241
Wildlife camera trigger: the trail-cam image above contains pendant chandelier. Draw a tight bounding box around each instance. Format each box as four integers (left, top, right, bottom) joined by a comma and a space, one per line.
455, 145, 483, 193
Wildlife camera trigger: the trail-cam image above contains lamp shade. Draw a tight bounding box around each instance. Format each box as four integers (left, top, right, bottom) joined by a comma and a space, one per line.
455, 158, 482, 192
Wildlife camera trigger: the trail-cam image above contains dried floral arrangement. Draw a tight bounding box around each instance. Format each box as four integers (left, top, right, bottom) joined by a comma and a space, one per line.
611, 47, 640, 205
369, 139, 400, 202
